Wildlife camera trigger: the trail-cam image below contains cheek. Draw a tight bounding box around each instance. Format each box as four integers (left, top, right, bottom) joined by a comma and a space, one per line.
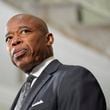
28, 43, 43, 62
28, 44, 35, 55
26, 36, 45, 57
28, 41, 39, 54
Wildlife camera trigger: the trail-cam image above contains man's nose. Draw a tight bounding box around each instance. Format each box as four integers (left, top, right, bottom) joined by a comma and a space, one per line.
11, 37, 22, 46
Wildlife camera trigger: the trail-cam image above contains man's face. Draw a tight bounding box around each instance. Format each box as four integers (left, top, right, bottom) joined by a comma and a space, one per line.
5, 16, 51, 72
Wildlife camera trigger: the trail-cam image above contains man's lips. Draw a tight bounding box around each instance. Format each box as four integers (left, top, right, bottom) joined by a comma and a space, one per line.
11, 48, 27, 59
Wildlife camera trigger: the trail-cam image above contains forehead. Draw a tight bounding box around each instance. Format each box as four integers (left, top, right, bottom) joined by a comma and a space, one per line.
7, 16, 38, 31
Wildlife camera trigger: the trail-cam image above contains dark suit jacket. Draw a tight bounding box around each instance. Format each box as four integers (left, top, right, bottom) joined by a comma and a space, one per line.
11, 59, 106, 110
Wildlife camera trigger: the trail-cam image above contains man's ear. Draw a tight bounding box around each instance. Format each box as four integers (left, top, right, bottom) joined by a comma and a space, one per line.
45, 33, 54, 46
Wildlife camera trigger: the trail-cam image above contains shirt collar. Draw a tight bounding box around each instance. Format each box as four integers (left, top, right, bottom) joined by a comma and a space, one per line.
29, 56, 55, 78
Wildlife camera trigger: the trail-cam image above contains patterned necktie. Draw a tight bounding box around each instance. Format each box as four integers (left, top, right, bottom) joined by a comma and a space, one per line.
15, 75, 36, 110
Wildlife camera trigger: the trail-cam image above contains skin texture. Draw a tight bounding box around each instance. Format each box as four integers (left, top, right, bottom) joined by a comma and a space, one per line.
5, 14, 54, 73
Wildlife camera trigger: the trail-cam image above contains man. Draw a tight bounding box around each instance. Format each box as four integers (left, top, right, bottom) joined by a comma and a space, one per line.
5, 14, 106, 110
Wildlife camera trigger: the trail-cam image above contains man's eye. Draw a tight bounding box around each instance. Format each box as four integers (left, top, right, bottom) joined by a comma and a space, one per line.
5, 36, 12, 43
20, 29, 31, 35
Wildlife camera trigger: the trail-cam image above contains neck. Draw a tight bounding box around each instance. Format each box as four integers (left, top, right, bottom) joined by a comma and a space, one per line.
25, 56, 54, 74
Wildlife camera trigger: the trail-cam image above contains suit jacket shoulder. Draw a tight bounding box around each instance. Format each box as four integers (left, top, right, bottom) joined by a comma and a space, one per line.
55, 62, 106, 110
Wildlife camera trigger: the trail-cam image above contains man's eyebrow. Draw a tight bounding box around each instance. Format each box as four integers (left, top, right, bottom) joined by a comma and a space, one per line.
5, 26, 32, 37
5, 32, 11, 38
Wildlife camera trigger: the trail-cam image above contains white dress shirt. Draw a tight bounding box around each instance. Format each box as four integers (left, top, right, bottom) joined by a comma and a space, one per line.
27, 56, 55, 87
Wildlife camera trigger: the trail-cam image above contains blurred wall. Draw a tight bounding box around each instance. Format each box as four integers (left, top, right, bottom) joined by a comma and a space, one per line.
0, 1, 22, 109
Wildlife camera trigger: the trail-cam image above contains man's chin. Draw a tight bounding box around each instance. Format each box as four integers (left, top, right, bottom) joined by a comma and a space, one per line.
15, 62, 29, 72
13, 60, 33, 73
12, 54, 27, 66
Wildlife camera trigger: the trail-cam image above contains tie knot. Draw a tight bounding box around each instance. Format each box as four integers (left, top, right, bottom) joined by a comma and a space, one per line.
26, 74, 36, 83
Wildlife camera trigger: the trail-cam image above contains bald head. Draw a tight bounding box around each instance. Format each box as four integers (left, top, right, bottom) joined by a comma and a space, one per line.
7, 14, 49, 35
6, 13, 54, 73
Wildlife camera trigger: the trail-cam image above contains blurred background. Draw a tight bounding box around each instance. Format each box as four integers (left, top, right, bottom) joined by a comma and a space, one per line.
0, 0, 110, 109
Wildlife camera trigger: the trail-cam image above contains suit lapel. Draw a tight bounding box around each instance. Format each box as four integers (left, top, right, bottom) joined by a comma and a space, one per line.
21, 59, 61, 110
10, 84, 24, 110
